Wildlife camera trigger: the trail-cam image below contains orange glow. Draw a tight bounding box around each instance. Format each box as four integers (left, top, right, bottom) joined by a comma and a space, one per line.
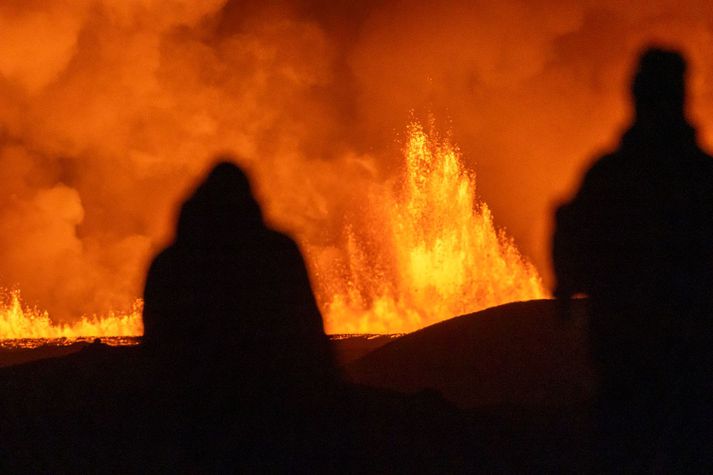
0, 290, 142, 339
0, 123, 543, 339
3, 1, 709, 339
316, 122, 545, 334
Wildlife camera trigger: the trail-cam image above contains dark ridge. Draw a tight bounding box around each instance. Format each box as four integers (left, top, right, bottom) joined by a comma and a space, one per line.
0, 334, 398, 368
345, 299, 596, 409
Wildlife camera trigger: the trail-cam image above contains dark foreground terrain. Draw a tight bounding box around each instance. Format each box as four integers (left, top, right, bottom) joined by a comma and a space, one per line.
346, 299, 595, 408
0, 334, 397, 369
345, 299, 597, 472
0, 300, 598, 472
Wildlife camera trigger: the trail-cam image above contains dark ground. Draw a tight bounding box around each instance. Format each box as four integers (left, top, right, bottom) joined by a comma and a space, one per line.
345, 299, 595, 408
0, 334, 398, 368
0, 299, 602, 472
343, 299, 597, 472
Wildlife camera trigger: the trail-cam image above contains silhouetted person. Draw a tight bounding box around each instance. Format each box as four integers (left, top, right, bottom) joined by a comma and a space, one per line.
143, 161, 332, 373
140, 160, 340, 470
553, 48, 713, 471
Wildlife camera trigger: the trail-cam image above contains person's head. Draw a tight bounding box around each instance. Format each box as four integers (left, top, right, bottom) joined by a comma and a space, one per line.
632, 47, 687, 122
176, 158, 264, 247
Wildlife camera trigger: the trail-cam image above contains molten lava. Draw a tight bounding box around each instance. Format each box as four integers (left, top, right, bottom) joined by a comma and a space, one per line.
317, 123, 546, 334
0, 123, 544, 340
1, 0, 710, 341
0, 290, 142, 340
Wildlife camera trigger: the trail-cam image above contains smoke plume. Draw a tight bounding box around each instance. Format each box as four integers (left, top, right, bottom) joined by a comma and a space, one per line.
1, 0, 713, 324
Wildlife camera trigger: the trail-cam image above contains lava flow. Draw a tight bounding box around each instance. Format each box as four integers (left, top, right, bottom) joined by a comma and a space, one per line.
315, 122, 546, 334
0, 123, 544, 339
0, 290, 143, 340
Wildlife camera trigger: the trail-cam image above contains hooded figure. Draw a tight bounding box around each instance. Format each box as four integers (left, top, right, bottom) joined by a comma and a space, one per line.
142, 160, 334, 381
137, 160, 345, 471
553, 48, 713, 471
554, 48, 713, 306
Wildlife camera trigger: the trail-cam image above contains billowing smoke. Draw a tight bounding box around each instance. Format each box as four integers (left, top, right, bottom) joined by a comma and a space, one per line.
1, 0, 713, 323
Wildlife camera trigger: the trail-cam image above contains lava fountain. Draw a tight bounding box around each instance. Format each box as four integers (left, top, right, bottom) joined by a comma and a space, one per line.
0, 122, 544, 339
315, 122, 546, 334
0, 290, 143, 341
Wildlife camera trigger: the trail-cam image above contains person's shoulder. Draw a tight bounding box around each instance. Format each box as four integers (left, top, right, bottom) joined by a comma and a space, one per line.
149, 244, 180, 266
259, 230, 312, 282
578, 151, 621, 188
145, 244, 187, 281
145, 247, 169, 271
263, 229, 304, 259
679, 141, 713, 180
589, 151, 620, 173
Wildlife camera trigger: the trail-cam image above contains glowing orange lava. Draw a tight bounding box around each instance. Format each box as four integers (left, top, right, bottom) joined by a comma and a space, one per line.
0, 290, 143, 339
317, 122, 546, 334
0, 123, 545, 339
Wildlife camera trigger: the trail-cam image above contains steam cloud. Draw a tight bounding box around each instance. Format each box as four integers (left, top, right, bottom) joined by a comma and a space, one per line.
1, 0, 713, 322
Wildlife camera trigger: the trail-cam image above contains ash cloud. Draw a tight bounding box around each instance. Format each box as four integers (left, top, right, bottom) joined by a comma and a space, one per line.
1, 0, 713, 321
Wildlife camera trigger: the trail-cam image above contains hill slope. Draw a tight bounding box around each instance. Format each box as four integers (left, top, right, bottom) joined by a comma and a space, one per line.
345, 299, 596, 409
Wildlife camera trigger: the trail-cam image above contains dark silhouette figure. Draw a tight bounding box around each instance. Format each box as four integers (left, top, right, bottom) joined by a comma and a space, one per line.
140, 160, 342, 470
553, 48, 713, 471
143, 161, 333, 378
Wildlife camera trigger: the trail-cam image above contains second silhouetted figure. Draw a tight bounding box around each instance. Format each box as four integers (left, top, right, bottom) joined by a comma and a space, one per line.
553, 48, 713, 471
